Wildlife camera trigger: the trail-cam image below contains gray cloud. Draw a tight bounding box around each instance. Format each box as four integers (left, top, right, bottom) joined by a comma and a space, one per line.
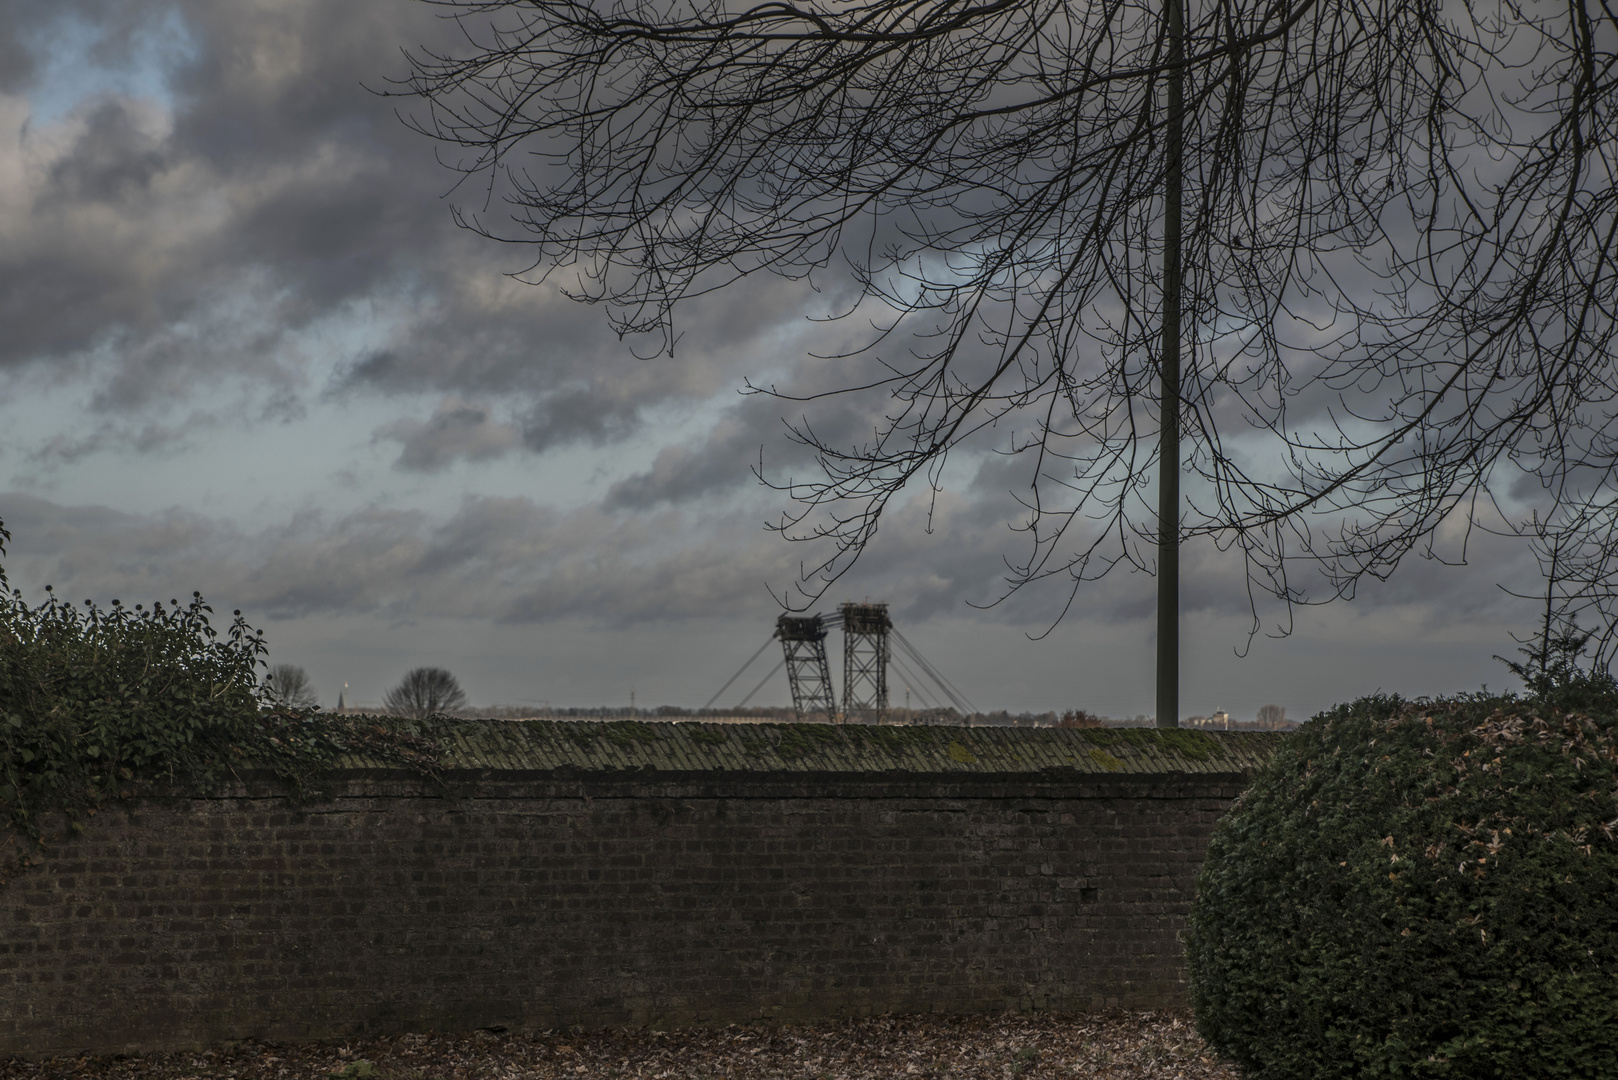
0, 484, 1080, 630
0, 0, 836, 449
0, 19, 33, 96
0, 484, 1556, 719
25, 420, 193, 466
606, 415, 764, 509
521, 387, 642, 452
0, 0, 1026, 494
0, 0, 1577, 718
0, 4, 579, 408
0, 490, 781, 626
374, 397, 521, 471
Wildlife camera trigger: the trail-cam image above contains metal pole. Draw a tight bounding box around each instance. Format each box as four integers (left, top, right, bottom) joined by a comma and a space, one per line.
1156, 0, 1184, 729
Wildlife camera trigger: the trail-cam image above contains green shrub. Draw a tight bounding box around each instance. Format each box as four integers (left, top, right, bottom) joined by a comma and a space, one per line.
1186, 693, 1618, 1078
0, 573, 271, 835
0, 520, 445, 870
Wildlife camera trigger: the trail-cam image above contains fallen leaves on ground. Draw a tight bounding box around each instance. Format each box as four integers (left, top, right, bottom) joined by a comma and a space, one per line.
3, 1011, 1240, 1080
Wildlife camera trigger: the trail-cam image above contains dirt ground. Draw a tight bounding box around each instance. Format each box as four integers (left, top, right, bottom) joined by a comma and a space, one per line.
2, 1012, 1240, 1080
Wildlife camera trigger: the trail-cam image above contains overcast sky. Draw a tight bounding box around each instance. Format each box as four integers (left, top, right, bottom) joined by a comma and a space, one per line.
0, 0, 1560, 719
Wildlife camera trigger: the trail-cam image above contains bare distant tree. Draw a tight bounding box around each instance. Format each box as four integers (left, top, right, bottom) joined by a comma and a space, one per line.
403, 0, 1618, 728
384, 666, 469, 719
266, 664, 320, 710
1257, 704, 1286, 728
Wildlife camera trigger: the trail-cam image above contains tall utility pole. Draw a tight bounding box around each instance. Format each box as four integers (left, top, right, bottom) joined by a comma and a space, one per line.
1156, 0, 1185, 730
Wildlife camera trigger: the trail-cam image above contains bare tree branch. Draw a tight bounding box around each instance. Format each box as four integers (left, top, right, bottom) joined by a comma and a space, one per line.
395, 0, 1618, 651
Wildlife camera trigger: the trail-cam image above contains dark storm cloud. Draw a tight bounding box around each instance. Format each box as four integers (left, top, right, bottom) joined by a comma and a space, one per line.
0, 481, 1053, 631
0, 1, 736, 429
0, 493, 233, 600
0, 0, 1316, 494
46, 98, 171, 202
605, 414, 765, 508
0, 464, 1545, 661
0, 0, 1108, 630
521, 387, 642, 451
0, 490, 795, 626
0, 0, 1562, 654
27, 420, 192, 466
0, 0, 846, 458
602, 337, 949, 512
0, 19, 33, 94
374, 397, 521, 471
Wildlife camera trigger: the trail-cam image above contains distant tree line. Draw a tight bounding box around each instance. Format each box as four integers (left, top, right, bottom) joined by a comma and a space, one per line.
506, 704, 1204, 727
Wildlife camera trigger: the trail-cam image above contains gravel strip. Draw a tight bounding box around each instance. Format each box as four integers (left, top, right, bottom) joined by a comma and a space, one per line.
2, 1012, 1239, 1080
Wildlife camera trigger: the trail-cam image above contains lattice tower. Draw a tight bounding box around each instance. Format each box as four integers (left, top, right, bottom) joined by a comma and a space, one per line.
776, 614, 837, 720
839, 602, 891, 721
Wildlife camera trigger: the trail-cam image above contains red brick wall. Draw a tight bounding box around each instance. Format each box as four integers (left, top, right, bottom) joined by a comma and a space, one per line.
0, 771, 1248, 1055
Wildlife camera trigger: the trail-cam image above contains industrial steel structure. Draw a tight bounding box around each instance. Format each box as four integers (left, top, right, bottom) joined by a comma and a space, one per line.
839, 602, 891, 719
776, 614, 838, 720
704, 602, 976, 722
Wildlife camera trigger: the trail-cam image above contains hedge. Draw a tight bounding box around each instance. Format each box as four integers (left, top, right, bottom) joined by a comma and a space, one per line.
1186, 692, 1618, 1078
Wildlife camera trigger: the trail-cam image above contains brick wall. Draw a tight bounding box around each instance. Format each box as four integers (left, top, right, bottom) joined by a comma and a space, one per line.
0, 764, 1255, 1055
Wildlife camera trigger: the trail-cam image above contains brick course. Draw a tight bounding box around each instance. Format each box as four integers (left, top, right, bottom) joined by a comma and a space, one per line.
0, 725, 1274, 1055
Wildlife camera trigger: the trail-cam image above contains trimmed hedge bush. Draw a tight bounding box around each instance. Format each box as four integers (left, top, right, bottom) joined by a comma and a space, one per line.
1186, 693, 1618, 1078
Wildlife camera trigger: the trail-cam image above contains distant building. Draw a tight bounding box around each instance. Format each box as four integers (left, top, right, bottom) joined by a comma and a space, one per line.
1184, 710, 1232, 729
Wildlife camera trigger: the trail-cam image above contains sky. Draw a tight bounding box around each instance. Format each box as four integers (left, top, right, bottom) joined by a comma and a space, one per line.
0, 0, 1564, 719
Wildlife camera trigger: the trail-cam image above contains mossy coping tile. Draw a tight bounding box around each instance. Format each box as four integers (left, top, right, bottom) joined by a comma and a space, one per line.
333, 719, 1284, 776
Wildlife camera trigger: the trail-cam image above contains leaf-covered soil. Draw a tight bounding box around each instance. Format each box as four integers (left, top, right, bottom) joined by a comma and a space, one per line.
3, 1012, 1239, 1080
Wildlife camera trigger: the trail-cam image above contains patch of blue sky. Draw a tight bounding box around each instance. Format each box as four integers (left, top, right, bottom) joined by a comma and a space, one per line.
22, 6, 199, 126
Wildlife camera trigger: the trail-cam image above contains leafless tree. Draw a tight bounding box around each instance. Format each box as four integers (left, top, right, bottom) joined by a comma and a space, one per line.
384, 666, 470, 719
401, 0, 1618, 725
1256, 704, 1286, 728
266, 663, 320, 710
